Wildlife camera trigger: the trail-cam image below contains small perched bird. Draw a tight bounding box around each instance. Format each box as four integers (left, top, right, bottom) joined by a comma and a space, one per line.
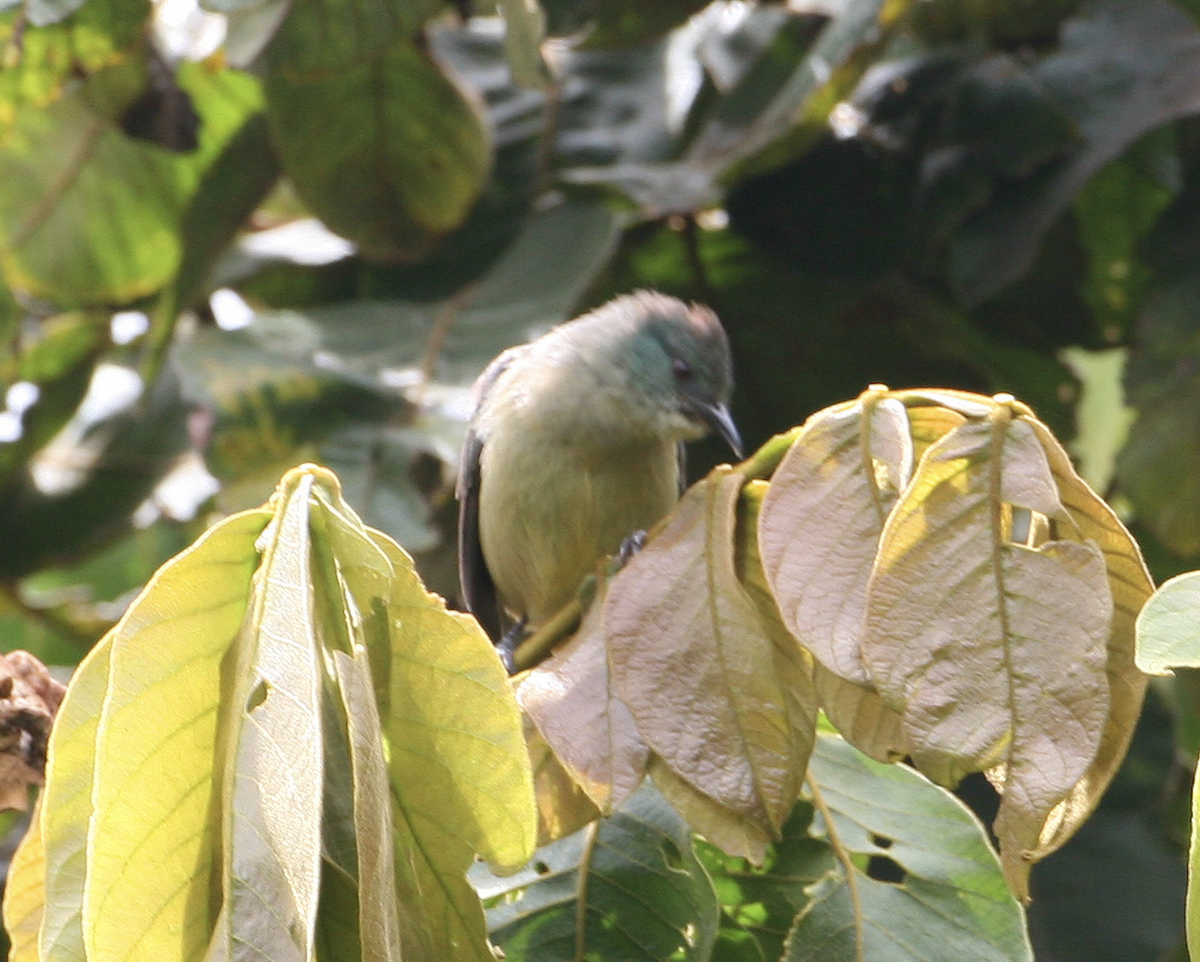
457, 290, 742, 665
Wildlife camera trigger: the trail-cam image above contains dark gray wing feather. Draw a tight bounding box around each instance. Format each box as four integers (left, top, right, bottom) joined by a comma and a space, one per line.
457, 350, 518, 643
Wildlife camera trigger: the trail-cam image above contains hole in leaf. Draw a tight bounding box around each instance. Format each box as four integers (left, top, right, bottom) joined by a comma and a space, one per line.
661, 838, 685, 871
533, 860, 551, 876
865, 853, 907, 884
246, 679, 269, 712
1007, 505, 1052, 548
1010, 506, 1032, 545
870, 833, 894, 849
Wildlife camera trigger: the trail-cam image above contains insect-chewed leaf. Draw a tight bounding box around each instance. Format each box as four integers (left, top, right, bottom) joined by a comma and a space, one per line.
4, 804, 44, 962
606, 465, 813, 839
861, 414, 1114, 899
786, 734, 1032, 962
1020, 418, 1150, 871
517, 573, 650, 815
375, 532, 537, 962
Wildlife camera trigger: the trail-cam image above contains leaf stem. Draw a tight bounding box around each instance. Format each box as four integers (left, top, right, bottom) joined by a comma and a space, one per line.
574, 819, 601, 962
806, 772, 865, 961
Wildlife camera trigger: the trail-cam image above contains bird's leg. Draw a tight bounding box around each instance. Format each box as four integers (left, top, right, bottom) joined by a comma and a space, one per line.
497, 617, 526, 675
617, 529, 647, 566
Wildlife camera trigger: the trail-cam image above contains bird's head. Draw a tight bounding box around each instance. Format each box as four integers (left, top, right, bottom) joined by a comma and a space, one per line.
585, 291, 743, 458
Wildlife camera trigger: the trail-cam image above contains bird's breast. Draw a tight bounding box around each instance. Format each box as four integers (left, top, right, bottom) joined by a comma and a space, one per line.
477, 418, 680, 627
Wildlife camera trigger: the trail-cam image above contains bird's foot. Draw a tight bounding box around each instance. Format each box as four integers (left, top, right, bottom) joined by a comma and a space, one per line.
497, 618, 526, 675
617, 529, 647, 567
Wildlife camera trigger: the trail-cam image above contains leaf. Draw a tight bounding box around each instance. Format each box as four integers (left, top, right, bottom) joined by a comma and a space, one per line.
1136, 571, 1200, 673
693, 801, 834, 962
0, 59, 262, 305
517, 572, 650, 815
263, 35, 490, 261
785, 733, 1033, 962
756, 391, 963, 762
65, 509, 268, 962
375, 531, 537, 961
332, 648, 403, 962
947, 0, 1200, 305
648, 755, 773, 865
498, 0, 551, 89
525, 719, 602, 843
1022, 417, 1151, 869
758, 392, 919, 686
606, 466, 814, 839
39, 637, 111, 962
474, 781, 720, 962
3, 807, 45, 962
207, 476, 328, 962
860, 412, 1114, 898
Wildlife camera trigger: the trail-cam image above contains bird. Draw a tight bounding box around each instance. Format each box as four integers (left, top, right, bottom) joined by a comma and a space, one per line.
457, 290, 743, 669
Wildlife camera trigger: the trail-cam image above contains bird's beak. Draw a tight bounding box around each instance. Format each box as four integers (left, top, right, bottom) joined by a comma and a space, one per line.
692, 399, 744, 460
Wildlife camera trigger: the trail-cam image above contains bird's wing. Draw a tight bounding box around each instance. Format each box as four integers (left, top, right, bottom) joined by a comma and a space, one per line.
456, 350, 517, 643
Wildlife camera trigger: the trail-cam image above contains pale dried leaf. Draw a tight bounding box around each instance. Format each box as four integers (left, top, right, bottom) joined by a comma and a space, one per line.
1022, 417, 1151, 869
607, 466, 812, 837
516, 575, 649, 814
648, 756, 772, 864
758, 398, 912, 685
862, 417, 1113, 899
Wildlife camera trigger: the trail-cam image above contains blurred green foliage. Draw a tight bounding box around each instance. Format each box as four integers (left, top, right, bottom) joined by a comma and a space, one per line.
1, 0, 1199, 956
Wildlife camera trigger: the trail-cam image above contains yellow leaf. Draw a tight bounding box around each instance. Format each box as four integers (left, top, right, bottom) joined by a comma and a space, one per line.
374, 532, 536, 962
4, 805, 45, 962
79, 508, 269, 962
332, 648, 402, 962
40, 636, 111, 962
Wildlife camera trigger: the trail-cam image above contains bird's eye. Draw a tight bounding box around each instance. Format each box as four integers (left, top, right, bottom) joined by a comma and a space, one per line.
672, 358, 693, 381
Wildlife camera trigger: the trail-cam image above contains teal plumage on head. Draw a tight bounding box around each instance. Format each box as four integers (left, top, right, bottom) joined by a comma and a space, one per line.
457, 291, 741, 658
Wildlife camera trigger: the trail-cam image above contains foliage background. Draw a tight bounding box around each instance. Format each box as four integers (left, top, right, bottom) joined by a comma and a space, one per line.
0, 0, 1197, 957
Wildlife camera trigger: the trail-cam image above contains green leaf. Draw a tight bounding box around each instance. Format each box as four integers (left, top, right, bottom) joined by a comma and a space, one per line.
0, 59, 262, 305
696, 801, 834, 962
498, 0, 551, 89
475, 781, 720, 962
1136, 571, 1200, 673
947, 0, 1200, 305
785, 734, 1033, 962
264, 35, 490, 261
